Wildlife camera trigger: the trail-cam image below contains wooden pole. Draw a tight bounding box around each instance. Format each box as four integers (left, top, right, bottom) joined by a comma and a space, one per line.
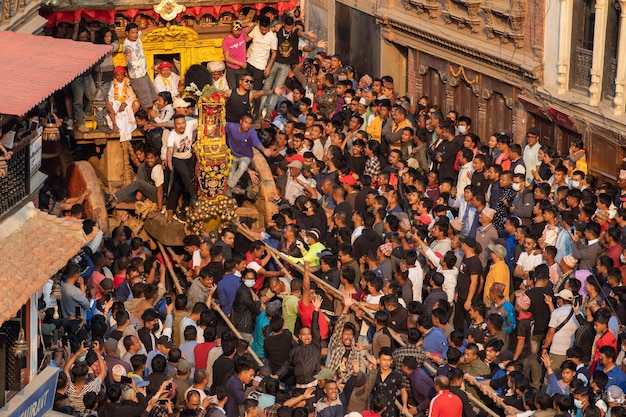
466, 393, 500, 417
166, 246, 190, 274
157, 241, 184, 295
211, 302, 264, 367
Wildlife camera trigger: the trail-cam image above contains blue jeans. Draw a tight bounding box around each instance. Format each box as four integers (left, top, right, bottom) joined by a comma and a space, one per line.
71, 74, 96, 126
228, 155, 251, 189
259, 62, 290, 113
114, 179, 158, 203
95, 81, 111, 126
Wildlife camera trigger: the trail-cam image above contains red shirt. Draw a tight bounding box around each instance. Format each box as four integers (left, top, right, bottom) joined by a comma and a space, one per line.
113, 273, 125, 290
194, 341, 216, 370
428, 390, 463, 417
245, 252, 266, 292
607, 243, 622, 271
298, 300, 329, 340
360, 412, 381, 417
89, 270, 106, 300
591, 331, 618, 373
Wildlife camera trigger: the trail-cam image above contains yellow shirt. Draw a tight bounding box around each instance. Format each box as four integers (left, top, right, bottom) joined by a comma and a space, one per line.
367, 117, 383, 142
483, 260, 510, 305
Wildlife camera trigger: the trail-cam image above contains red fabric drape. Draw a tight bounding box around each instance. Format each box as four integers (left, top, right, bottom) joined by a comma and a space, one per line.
44, 1, 299, 28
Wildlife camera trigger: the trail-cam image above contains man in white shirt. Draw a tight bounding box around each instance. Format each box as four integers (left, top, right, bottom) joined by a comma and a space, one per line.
123, 23, 158, 111
523, 128, 541, 185
283, 160, 316, 204
208, 61, 229, 91
179, 303, 205, 343
246, 15, 277, 115
456, 148, 474, 195
514, 235, 544, 284
165, 114, 199, 222
429, 222, 452, 254
541, 289, 579, 374
153, 60, 180, 98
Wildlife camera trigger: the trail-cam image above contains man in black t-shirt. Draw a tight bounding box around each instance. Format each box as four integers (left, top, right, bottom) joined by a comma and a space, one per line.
454, 237, 484, 330
258, 16, 318, 115
524, 265, 553, 388
264, 315, 294, 375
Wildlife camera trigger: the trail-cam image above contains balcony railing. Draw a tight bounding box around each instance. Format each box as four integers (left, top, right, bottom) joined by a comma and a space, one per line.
0, 137, 30, 221
573, 47, 593, 90
603, 57, 617, 99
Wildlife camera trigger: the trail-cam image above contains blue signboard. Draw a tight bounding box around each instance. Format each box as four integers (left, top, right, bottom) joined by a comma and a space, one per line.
1, 366, 59, 417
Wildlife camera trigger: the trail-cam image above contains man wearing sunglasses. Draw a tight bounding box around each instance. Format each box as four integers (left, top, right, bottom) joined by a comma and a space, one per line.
224, 73, 283, 123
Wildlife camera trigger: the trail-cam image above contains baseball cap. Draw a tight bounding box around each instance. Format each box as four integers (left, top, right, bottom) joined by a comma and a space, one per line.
104, 338, 118, 352
314, 368, 334, 380
556, 289, 574, 301
287, 160, 302, 169
132, 375, 150, 388
173, 98, 190, 108
112, 364, 127, 383
415, 213, 432, 225
177, 359, 192, 374
158, 61, 173, 70
488, 243, 506, 260
460, 236, 482, 254
265, 300, 282, 317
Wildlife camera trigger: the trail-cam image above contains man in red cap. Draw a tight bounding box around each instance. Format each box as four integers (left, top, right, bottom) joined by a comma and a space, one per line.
153, 61, 180, 98
339, 174, 358, 210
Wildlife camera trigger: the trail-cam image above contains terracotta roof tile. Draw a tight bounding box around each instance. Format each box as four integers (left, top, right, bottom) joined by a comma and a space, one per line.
0, 210, 86, 326
0, 31, 112, 117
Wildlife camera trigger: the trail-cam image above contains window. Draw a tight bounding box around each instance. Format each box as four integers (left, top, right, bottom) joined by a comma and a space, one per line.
571, 0, 596, 90
602, 2, 620, 99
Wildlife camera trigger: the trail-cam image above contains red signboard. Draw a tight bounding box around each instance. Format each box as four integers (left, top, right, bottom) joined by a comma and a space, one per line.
548, 107, 580, 133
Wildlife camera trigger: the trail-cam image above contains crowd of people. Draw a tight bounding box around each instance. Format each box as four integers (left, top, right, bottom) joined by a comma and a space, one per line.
34, 9, 626, 417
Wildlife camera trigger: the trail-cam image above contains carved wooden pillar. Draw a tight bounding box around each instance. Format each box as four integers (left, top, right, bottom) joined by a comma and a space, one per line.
442, 68, 454, 112
588, 0, 609, 106
479, 89, 491, 143
417, 64, 428, 99
557, 0, 574, 94
613, 0, 626, 115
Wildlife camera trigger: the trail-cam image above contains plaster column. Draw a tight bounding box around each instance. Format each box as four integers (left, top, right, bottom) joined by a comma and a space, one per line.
613, 0, 626, 115
588, 0, 609, 106
557, 0, 574, 94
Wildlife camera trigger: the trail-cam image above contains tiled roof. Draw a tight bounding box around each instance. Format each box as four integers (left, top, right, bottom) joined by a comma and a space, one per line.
0, 31, 112, 117
0, 207, 86, 326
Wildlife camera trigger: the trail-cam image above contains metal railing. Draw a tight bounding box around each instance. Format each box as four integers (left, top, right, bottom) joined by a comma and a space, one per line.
0, 138, 30, 221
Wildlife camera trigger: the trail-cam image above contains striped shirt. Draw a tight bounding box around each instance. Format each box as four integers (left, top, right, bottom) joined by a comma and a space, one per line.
67, 377, 103, 412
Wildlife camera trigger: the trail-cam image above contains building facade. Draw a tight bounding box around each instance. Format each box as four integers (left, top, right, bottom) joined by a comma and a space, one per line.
323, 0, 626, 182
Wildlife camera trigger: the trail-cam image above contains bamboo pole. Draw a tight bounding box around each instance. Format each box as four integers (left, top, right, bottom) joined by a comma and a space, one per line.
466, 393, 500, 417
157, 241, 184, 295
211, 302, 264, 367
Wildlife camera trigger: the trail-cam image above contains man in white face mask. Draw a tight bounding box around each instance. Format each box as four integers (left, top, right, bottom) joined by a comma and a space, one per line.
570, 170, 586, 190
572, 386, 592, 415
457, 116, 471, 136
510, 173, 535, 226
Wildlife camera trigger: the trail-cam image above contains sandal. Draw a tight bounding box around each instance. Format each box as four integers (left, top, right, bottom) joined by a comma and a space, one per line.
166, 210, 174, 224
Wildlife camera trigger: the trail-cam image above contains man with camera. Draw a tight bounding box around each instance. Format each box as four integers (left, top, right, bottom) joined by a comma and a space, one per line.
541, 289, 580, 378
